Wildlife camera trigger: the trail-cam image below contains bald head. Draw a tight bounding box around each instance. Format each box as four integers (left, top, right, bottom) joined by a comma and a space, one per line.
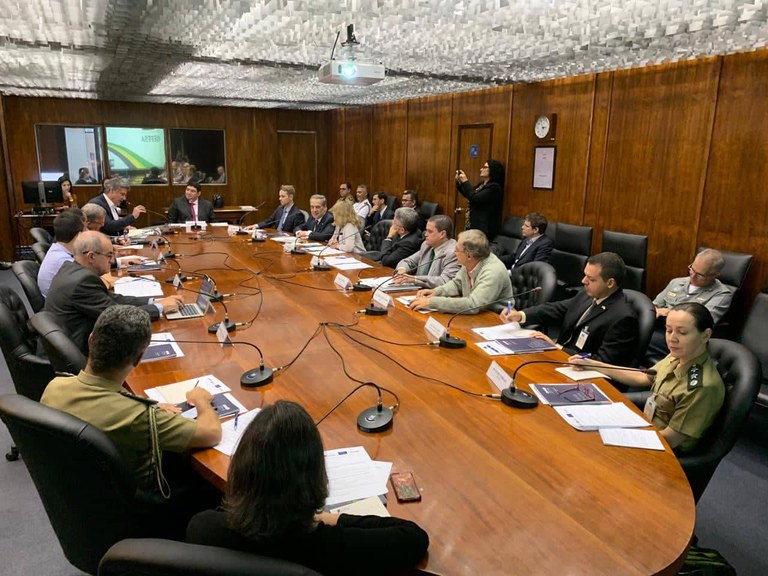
689, 249, 725, 288
74, 231, 114, 275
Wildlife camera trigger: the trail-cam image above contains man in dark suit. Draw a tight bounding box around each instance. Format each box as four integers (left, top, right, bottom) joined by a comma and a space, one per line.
85, 177, 146, 236
247, 185, 305, 233
366, 192, 395, 229
501, 212, 554, 271
501, 252, 639, 366
380, 207, 424, 268
167, 182, 215, 223
296, 194, 334, 242
44, 231, 183, 354
401, 189, 428, 232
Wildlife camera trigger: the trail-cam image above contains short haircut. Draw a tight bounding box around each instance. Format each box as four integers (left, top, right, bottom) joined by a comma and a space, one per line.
104, 177, 129, 193
53, 209, 84, 242
88, 305, 152, 373
459, 229, 490, 259
309, 194, 327, 207
588, 252, 626, 286
342, 182, 351, 190
670, 302, 715, 333
280, 184, 295, 197
225, 400, 328, 538
429, 214, 454, 238
525, 212, 548, 234
186, 181, 201, 193
73, 230, 108, 256
356, 184, 368, 193
78, 167, 89, 177
403, 189, 419, 205
697, 248, 726, 275
373, 192, 388, 202
82, 202, 107, 224
394, 207, 419, 233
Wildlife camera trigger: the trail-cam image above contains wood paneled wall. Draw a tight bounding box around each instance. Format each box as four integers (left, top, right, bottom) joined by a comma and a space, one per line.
328, 50, 768, 309
0, 98, 329, 256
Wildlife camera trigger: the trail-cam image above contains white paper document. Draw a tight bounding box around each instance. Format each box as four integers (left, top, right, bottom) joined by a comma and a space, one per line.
396, 295, 436, 313
323, 256, 372, 270
555, 367, 609, 381
324, 446, 391, 506
330, 495, 390, 517
471, 323, 536, 340
113, 276, 164, 298
213, 408, 261, 456
301, 245, 345, 255
554, 403, 651, 431
599, 428, 665, 451
145, 374, 230, 404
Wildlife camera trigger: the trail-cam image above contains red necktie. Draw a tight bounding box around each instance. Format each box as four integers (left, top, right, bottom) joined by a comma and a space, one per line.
189, 202, 196, 221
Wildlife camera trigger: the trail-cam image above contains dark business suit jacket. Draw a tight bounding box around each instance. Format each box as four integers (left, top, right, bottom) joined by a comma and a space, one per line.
380, 229, 423, 268
86, 194, 136, 236
44, 261, 160, 355
257, 204, 305, 233
501, 235, 554, 269
456, 180, 503, 240
167, 196, 215, 223
366, 206, 395, 229
299, 211, 335, 241
523, 288, 639, 366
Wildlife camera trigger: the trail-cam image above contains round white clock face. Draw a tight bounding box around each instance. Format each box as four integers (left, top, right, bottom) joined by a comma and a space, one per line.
534, 116, 550, 139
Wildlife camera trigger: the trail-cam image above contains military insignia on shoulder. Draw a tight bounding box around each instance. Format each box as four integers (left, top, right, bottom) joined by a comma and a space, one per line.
119, 390, 158, 406
687, 364, 702, 391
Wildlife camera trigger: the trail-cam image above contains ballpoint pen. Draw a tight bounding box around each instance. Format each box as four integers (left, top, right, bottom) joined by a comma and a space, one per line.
234, 414, 239, 430
506, 301, 512, 315
577, 353, 591, 359
193, 379, 200, 388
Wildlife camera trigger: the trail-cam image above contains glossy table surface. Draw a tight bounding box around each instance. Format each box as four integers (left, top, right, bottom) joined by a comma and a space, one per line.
126, 229, 694, 576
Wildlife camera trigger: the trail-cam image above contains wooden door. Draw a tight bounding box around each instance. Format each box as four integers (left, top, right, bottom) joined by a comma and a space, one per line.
454, 124, 492, 232
277, 131, 317, 209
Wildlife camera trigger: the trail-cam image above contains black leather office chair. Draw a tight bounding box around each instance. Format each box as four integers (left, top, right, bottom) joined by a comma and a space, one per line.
602, 230, 648, 292
30, 311, 86, 375
490, 215, 524, 260
737, 285, 768, 408
0, 394, 190, 575
29, 227, 53, 245
421, 201, 439, 219
98, 538, 323, 576
697, 247, 753, 337
549, 222, 593, 300
299, 209, 310, 226
362, 218, 392, 259
510, 262, 557, 309
0, 287, 55, 461
31, 241, 50, 264
623, 289, 656, 366
11, 260, 46, 313
385, 195, 397, 212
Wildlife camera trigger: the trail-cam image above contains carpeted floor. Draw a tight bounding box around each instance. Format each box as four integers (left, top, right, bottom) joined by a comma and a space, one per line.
0, 269, 765, 575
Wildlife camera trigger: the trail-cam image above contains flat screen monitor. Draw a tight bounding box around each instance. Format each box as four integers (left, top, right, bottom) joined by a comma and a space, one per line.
21, 180, 64, 207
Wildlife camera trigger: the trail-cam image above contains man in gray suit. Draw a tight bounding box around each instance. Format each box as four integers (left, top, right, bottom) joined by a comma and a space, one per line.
393, 215, 461, 288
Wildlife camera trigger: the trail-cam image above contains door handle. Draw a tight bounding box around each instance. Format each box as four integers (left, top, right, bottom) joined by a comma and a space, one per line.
454, 207, 464, 214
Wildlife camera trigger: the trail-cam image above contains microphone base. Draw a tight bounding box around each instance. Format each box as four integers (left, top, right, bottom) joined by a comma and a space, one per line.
352, 283, 373, 292
240, 366, 275, 387
357, 406, 393, 433
165, 276, 189, 283
189, 225, 202, 230
501, 387, 539, 409
312, 264, 331, 271
164, 253, 178, 259
439, 335, 467, 349
207, 319, 236, 334
208, 292, 225, 303
235, 230, 249, 235
364, 305, 388, 316
290, 248, 307, 255
249, 237, 265, 243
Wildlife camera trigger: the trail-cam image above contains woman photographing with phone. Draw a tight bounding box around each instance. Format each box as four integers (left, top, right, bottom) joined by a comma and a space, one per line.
569, 302, 725, 452
455, 159, 504, 240
187, 400, 429, 575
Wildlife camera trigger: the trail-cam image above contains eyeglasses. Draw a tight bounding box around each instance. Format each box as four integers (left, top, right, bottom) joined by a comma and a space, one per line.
90, 250, 115, 259
557, 383, 596, 403
688, 264, 711, 280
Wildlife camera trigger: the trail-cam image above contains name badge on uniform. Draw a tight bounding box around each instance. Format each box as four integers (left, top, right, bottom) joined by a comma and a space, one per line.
688, 364, 702, 391
643, 395, 657, 420
575, 326, 590, 350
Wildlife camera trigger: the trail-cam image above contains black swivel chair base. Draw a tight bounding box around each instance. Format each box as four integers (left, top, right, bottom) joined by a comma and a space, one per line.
6, 445, 19, 461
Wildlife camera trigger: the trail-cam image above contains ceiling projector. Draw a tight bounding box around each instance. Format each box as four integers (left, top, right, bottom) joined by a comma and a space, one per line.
318, 23, 385, 86
318, 60, 385, 86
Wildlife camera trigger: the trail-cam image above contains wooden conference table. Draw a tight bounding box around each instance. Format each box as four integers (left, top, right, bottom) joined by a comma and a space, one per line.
126, 228, 694, 576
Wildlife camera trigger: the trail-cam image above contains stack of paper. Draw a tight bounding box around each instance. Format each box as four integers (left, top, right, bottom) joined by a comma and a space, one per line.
302, 245, 345, 255
324, 446, 392, 507
145, 374, 230, 403
599, 428, 664, 451
141, 332, 184, 363
322, 256, 372, 270
214, 408, 262, 455
471, 323, 537, 340
114, 275, 164, 298
554, 403, 651, 431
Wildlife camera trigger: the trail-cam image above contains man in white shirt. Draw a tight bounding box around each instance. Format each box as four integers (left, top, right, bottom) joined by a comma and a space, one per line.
85, 178, 146, 236
353, 184, 372, 220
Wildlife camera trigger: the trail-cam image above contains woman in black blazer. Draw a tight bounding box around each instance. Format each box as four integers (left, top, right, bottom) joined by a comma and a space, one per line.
456, 158, 505, 241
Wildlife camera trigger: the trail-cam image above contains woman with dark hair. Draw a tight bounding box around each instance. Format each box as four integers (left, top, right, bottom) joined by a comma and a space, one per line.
570, 302, 725, 452
187, 400, 429, 575
455, 159, 505, 240
59, 177, 77, 207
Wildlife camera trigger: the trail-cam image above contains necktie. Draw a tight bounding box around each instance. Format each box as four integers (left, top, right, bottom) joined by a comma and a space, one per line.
425, 248, 436, 273
189, 202, 196, 221
278, 208, 289, 231
577, 300, 597, 326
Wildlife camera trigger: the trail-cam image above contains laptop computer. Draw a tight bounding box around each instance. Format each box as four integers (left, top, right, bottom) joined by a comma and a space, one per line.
165, 277, 214, 320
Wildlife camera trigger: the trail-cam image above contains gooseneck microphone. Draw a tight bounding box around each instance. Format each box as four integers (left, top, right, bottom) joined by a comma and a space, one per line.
237, 201, 265, 231
350, 264, 385, 292
439, 287, 541, 349
168, 338, 275, 387
310, 227, 365, 271
363, 276, 398, 316
356, 382, 394, 433
145, 208, 172, 225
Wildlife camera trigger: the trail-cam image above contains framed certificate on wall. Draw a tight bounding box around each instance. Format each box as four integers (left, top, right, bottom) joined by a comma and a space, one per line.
533, 146, 556, 190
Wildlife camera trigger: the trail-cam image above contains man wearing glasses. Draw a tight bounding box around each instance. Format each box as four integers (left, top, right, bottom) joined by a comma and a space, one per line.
648, 249, 732, 357
44, 231, 182, 355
